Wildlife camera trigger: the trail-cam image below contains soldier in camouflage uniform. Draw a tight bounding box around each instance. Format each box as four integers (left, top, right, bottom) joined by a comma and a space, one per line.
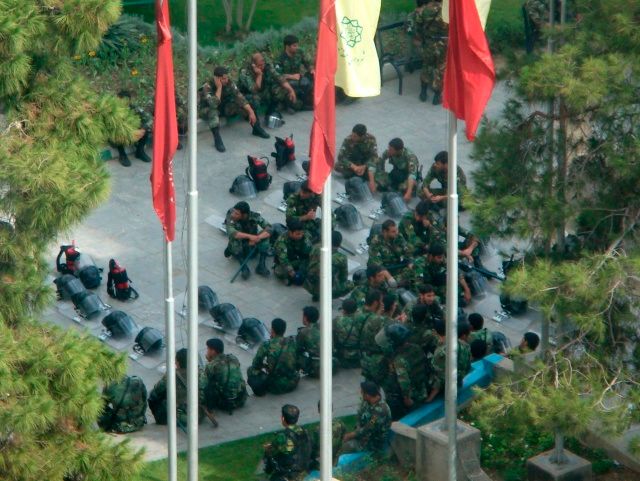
420, 150, 468, 208
248, 318, 300, 395
200, 66, 268, 153
367, 219, 412, 279
372, 138, 420, 202
263, 404, 312, 481
225, 201, 272, 279
398, 200, 445, 255
335, 124, 379, 183
304, 230, 354, 301
275, 34, 314, 109
310, 403, 346, 468
98, 375, 147, 433
295, 306, 322, 378
426, 320, 472, 402
358, 290, 392, 385
349, 264, 398, 307
468, 313, 494, 357
274, 219, 313, 285
285, 181, 321, 242
411, 0, 448, 104
148, 348, 205, 428
238, 52, 298, 121
342, 381, 392, 453
333, 298, 365, 368
404, 285, 443, 352
382, 324, 428, 420
114, 90, 152, 167
202, 338, 247, 412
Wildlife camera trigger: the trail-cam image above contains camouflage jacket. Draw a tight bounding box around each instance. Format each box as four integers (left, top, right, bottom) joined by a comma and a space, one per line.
311, 419, 346, 462
274, 233, 313, 270
203, 353, 246, 405
387, 342, 428, 404
337, 133, 379, 170
469, 328, 494, 354
359, 311, 391, 356
100, 375, 147, 433
130, 103, 152, 131
200, 79, 248, 111
422, 164, 467, 192
376, 147, 419, 181
307, 245, 348, 287
251, 336, 300, 385
333, 313, 366, 364
411, 257, 448, 293
354, 398, 392, 452
285, 192, 320, 223
238, 62, 284, 95
524, 0, 550, 27
367, 234, 411, 269
431, 339, 472, 392
264, 424, 311, 476
414, 2, 448, 45
398, 210, 445, 254
404, 300, 444, 328
275, 49, 312, 76
296, 324, 321, 375
226, 211, 271, 238
349, 282, 393, 307
149, 367, 206, 416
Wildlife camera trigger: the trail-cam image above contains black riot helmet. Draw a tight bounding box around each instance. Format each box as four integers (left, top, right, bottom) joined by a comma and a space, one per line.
283, 180, 302, 200
345, 177, 373, 202
71, 290, 104, 319
54, 274, 85, 300
367, 223, 383, 245
210, 303, 243, 329
102, 311, 138, 338
198, 285, 219, 312
237, 317, 270, 348
269, 222, 288, 245
381, 192, 409, 218
385, 323, 411, 348
229, 175, 257, 199
135, 326, 164, 353
396, 288, 417, 306
352, 267, 367, 286
334, 203, 364, 231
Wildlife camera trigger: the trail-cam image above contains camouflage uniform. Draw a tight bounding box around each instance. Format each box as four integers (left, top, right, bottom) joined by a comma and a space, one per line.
98, 375, 147, 433
238, 62, 293, 115
248, 336, 300, 394
430, 339, 472, 395
285, 191, 321, 241
349, 281, 393, 307
384, 342, 428, 419
367, 234, 411, 277
310, 419, 347, 467
398, 210, 445, 255
336, 133, 379, 179
296, 323, 321, 378
274, 232, 313, 281
359, 312, 392, 385
264, 424, 312, 481
342, 398, 392, 453
333, 312, 367, 368
415, 2, 448, 92
470, 328, 494, 356
304, 245, 354, 300
202, 353, 248, 411
275, 49, 313, 108
420, 164, 467, 200
225, 211, 271, 257
373, 147, 420, 194
148, 368, 205, 427
199, 79, 250, 129
410, 257, 448, 299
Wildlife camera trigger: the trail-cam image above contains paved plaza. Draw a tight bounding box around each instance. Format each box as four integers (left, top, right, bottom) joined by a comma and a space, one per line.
44, 70, 542, 461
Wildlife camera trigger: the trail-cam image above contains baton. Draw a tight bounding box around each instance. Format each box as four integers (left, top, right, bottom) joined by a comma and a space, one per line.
230, 245, 258, 283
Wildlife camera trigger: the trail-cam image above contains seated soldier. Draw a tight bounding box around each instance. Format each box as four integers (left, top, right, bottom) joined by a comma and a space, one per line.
263, 404, 312, 481
333, 298, 365, 368
341, 381, 392, 454
517, 331, 540, 354
404, 284, 444, 326
358, 290, 392, 385
382, 292, 402, 321
238, 52, 298, 121
468, 313, 493, 357
273, 219, 313, 285
408, 304, 441, 358
470, 339, 489, 362
304, 230, 354, 301
335, 124, 379, 181
199, 66, 268, 153
275, 34, 314, 109
419, 151, 467, 208
247, 318, 300, 395
148, 348, 205, 428
224, 201, 271, 279
285, 181, 321, 242
367, 219, 412, 278
309, 401, 346, 469
202, 338, 247, 413
296, 306, 321, 378
114, 90, 151, 167
349, 264, 398, 307
372, 137, 420, 202
398, 200, 445, 255
97, 375, 147, 433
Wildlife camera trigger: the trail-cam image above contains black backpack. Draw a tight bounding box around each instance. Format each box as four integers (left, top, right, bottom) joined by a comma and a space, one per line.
246, 156, 272, 191
271, 135, 296, 170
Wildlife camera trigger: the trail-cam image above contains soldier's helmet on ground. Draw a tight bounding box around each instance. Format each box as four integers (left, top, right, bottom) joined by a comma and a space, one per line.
352, 267, 367, 286
237, 317, 270, 348
211, 303, 243, 330
229, 175, 257, 199
367, 223, 383, 245
345, 177, 373, 202
102, 311, 138, 338
135, 326, 164, 353
382, 192, 409, 218
269, 222, 288, 245
334, 203, 364, 231
198, 285, 219, 312
283, 180, 302, 200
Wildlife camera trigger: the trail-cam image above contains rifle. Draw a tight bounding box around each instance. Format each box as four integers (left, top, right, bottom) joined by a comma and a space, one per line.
339, 245, 356, 256
459, 260, 505, 282
230, 245, 258, 283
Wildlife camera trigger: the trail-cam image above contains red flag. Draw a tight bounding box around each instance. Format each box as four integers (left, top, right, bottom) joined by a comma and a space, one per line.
308, 0, 337, 194
151, 0, 178, 241
442, 0, 495, 141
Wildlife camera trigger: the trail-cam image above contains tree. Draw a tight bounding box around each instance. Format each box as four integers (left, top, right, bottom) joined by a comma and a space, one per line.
220, 0, 261, 34
0, 1, 143, 479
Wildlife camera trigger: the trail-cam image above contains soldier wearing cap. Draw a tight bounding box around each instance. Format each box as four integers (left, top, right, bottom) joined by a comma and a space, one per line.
341, 381, 392, 453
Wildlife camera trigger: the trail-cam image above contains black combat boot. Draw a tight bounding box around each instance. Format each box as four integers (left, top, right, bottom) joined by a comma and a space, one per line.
252, 120, 270, 139
432, 90, 442, 105
117, 146, 131, 167
419, 82, 428, 102
211, 127, 226, 152
135, 138, 151, 162
255, 253, 270, 277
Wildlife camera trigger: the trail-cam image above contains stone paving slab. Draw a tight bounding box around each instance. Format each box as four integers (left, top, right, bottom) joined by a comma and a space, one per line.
42, 71, 542, 461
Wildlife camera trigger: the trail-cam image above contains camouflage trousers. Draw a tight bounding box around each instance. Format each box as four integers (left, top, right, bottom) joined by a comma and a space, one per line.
226, 238, 270, 258
205, 388, 248, 411
149, 401, 204, 428
334, 162, 369, 180
374, 171, 412, 195
245, 84, 295, 116
247, 366, 299, 394
97, 411, 146, 434
420, 40, 446, 92
203, 97, 248, 130
274, 260, 309, 282
303, 276, 354, 300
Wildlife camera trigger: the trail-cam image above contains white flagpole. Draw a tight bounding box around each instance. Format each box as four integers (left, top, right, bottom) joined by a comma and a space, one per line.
163, 240, 178, 481
320, 174, 333, 481
444, 111, 459, 481
186, 0, 199, 479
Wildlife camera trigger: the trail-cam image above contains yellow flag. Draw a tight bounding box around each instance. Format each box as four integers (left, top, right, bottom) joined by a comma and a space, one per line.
442, 0, 492, 30
335, 0, 381, 97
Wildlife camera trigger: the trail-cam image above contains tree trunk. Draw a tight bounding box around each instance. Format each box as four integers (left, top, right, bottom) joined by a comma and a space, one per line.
244, 0, 259, 32
550, 429, 569, 465
221, 0, 233, 33
235, 0, 244, 30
